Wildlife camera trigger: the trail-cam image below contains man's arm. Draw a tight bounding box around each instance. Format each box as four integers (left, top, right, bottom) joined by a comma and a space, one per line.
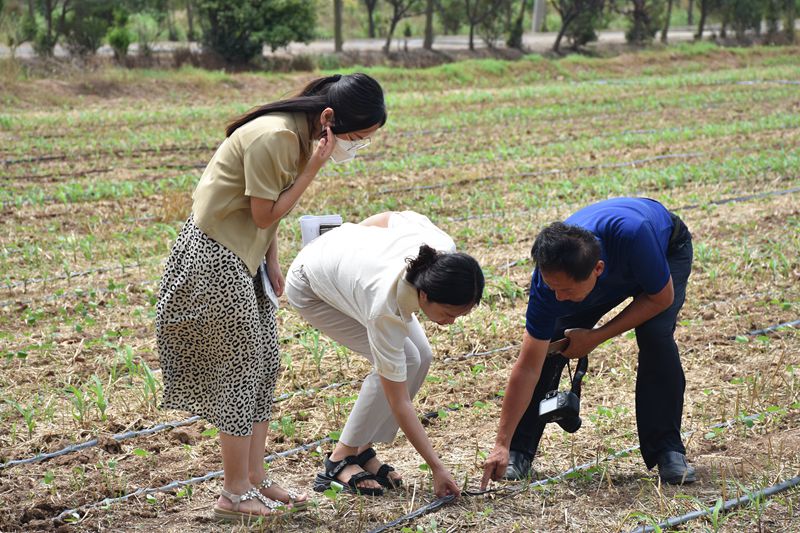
562, 276, 674, 358
481, 330, 550, 488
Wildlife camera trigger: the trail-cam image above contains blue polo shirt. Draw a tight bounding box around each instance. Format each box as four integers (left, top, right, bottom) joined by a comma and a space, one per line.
525, 197, 675, 340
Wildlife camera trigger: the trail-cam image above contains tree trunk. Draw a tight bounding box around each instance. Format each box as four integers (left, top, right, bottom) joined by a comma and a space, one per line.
661, 0, 673, 43
695, 0, 707, 40
532, 0, 546, 32
384, 17, 400, 53
687, 0, 694, 26
786, 0, 797, 43
553, 13, 575, 53
334, 0, 343, 52
469, 21, 475, 50
508, 0, 527, 48
186, 0, 196, 42
366, 1, 376, 38
423, 0, 434, 49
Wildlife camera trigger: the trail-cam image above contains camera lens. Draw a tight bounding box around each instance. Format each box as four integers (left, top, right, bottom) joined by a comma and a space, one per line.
558, 416, 582, 433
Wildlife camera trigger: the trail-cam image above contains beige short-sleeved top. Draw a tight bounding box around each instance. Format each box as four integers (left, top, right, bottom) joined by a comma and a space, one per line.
192, 112, 310, 275
291, 211, 457, 382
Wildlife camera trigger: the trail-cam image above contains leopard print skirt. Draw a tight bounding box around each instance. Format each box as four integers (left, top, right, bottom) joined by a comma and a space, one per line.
156, 216, 280, 437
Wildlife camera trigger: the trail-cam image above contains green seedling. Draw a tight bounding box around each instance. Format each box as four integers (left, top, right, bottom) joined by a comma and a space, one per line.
139, 361, 160, 410
65, 385, 88, 425
87, 375, 108, 421
7, 398, 37, 439
300, 329, 327, 376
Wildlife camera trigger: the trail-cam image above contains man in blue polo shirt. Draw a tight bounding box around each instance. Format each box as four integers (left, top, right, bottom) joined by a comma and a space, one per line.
481, 197, 695, 487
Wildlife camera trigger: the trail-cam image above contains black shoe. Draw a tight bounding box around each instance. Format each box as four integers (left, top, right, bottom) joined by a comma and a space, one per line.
504, 450, 533, 481
657, 451, 696, 485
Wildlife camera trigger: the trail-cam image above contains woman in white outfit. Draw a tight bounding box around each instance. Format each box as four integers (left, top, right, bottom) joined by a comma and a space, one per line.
286, 211, 484, 498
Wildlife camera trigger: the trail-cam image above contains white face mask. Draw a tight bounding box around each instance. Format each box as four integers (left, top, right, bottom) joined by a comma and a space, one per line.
330, 136, 370, 164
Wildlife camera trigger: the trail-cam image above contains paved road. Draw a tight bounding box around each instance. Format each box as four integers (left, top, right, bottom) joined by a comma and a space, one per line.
0, 27, 716, 59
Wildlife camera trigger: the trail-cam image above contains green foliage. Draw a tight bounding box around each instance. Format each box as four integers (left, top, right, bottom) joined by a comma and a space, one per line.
129, 12, 160, 56
107, 26, 133, 61
33, 28, 58, 57
625, 0, 666, 44
20, 12, 38, 43
196, 0, 315, 64
437, 0, 465, 34
62, 1, 115, 56
724, 0, 766, 40
552, 0, 606, 51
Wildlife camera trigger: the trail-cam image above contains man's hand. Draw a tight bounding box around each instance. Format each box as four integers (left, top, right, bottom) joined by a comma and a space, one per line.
562, 328, 602, 358
480, 444, 510, 489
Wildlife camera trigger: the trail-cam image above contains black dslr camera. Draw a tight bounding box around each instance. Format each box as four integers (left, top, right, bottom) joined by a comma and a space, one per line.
538, 342, 588, 434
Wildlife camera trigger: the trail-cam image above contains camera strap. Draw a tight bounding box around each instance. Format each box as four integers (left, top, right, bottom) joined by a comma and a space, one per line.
570, 356, 588, 398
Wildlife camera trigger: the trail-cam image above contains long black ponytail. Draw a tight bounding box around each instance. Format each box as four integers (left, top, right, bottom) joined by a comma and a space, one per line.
405, 245, 484, 306
225, 73, 387, 137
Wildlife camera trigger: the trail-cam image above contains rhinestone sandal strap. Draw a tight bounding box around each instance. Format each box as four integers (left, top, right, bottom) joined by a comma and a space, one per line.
242, 487, 283, 510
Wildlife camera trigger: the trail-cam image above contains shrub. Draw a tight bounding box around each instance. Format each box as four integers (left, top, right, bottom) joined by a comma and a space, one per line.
107, 26, 133, 62
129, 12, 160, 57
196, 0, 315, 65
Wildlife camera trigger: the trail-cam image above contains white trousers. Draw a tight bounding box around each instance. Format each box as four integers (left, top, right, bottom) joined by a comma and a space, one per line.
286, 266, 432, 447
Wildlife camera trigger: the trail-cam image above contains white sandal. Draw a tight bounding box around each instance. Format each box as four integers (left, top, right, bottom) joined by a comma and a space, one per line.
258, 477, 310, 511
212, 486, 285, 524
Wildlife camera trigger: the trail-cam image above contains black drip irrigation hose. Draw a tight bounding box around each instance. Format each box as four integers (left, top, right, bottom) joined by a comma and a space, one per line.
747, 319, 800, 336
1, 143, 215, 168
50, 395, 496, 524
0, 278, 159, 310
53, 435, 333, 524
366, 407, 798, 533
5, 310, 795, 471
6, 181, 798, 310
3, 258, 161, 291
378, 152, 706, 195
498, 186, 800, 270
0, 379, 361, 470
2, 341, 519, 469
628, 475, 800, 533
450, 184, 800, 225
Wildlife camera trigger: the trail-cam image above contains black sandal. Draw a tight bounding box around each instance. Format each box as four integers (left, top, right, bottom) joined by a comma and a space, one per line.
356, 447, 403, 490
313, 454, 384, 496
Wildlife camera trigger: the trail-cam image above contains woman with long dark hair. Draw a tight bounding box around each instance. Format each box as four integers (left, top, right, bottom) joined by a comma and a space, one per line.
156, 73, 386, 524
286, 211, 485, 498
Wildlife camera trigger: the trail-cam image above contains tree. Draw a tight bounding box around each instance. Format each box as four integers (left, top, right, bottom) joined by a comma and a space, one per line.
622, 0, 666, 44
463, 0, 506, 50
436, 0, 465, 34
722, 0, 765, 41
660, 0, 673, 42
695, 0, 719, 39
185, 0, 196, 41
64, 0, 115, 57
334, 0, 342, 52
508, 0, 530, 49
550, 0, 606, 52
382, 0, 423, 53
784, 0, 796, 42
363, 0, 380, 38
196, 0, 315, 64
423, 0, 435, 49
34, 0, 72, 56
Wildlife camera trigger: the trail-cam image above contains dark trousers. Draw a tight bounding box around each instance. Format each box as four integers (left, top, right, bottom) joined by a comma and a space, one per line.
510, 224, 693, 469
